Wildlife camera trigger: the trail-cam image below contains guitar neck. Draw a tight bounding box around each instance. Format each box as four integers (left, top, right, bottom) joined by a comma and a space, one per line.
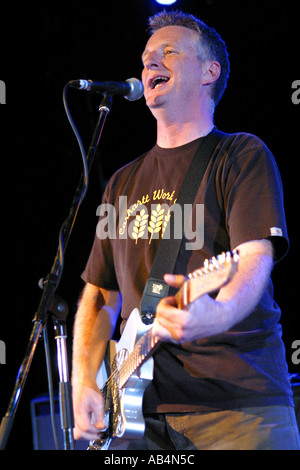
119, 329, 159, 389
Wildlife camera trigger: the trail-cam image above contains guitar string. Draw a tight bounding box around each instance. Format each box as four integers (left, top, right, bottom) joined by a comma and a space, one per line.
102, 332, 149, 392
102, 329, 158, 392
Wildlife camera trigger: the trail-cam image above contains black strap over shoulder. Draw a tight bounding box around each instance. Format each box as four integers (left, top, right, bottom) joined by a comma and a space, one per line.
140, 129, 226, 324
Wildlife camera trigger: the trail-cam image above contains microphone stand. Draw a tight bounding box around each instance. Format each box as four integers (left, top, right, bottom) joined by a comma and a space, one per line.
52, 305, 74, 451
0, 92, 113, 450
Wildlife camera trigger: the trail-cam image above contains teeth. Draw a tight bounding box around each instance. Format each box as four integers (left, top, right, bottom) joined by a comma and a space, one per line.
151, 76, 169, 89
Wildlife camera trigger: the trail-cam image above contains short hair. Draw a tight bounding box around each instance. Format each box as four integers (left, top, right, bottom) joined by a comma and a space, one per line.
148, 10, 230, 107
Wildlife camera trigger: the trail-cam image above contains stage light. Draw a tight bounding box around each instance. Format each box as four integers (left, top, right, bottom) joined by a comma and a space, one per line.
155, 0, 178, 5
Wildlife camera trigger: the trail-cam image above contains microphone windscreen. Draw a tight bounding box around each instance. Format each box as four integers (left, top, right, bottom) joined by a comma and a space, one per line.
125, 78, 144, 101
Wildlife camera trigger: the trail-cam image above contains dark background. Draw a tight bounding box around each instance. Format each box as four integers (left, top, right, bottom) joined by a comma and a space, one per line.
1, 0, 299, 451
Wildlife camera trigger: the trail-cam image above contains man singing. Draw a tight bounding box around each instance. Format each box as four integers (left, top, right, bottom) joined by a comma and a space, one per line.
71, 10, 300, 450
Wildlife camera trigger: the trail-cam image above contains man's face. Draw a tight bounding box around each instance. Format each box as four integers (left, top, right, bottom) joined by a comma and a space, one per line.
141, 25, 206, 113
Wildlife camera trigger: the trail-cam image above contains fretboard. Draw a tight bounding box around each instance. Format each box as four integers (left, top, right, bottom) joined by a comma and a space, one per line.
119, 329, 159, 389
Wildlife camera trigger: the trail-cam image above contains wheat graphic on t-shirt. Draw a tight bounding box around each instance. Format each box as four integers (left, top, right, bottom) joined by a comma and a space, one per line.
131, 209, 149, 244
148, 204, 165, 244
162, 208, 171, 238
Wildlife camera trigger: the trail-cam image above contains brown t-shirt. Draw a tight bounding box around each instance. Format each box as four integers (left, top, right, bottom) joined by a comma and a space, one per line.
82, 131, 293, 412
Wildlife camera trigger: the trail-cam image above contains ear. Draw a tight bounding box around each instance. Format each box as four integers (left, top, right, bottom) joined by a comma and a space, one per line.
202, 61, 221, 86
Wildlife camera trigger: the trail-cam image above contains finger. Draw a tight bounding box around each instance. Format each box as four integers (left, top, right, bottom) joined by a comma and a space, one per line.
157, 295, 183, 316
74, 395, 106, 437
153, 302, 185, 343
164, 273, 186, 288
91, 409, 107, 431
152, 317, 176, 342
74, 411, 107, 441
75, 413, 99, 437
159, 295, 177, 307
74, 423, 100, 442
74, 414, 103, 441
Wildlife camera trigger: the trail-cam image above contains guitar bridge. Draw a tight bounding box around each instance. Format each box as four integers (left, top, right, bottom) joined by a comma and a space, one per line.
88, 436, 112, 450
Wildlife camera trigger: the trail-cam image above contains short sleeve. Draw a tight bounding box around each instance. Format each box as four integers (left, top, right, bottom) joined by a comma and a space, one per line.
81, 182, 120, 290
223, 135, 289, 262
81, 232, 119, 290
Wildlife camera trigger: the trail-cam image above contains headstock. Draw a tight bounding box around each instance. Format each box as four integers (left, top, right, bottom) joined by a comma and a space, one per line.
176, 250, 239, 309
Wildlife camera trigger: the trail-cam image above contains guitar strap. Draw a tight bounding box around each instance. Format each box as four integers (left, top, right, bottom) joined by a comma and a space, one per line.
140, 128, 226, 324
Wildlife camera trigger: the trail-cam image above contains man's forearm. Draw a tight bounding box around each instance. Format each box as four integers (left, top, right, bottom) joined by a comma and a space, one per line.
72, 283, 121, 385
215, 239, 274, 331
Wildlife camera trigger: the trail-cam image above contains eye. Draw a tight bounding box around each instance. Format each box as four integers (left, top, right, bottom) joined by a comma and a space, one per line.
164, 48, 176, 56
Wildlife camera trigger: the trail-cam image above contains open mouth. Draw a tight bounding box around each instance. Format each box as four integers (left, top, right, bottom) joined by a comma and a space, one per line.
150, 76, 170, 89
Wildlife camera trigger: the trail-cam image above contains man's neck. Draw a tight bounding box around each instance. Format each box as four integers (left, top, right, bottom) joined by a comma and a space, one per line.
155, 107, 214, 148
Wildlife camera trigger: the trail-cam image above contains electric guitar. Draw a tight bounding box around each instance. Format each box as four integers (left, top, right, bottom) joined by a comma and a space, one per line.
88, 250, 239, 450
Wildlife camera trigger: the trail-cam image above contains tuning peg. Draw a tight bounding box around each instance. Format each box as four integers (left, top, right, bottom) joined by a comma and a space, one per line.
216, 252, 226, 265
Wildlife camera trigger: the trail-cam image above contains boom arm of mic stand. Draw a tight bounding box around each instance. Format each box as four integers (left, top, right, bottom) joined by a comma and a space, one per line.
0, 93, 113, 450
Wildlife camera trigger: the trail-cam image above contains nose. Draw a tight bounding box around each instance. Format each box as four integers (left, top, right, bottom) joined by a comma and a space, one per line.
143, 50, 161, 70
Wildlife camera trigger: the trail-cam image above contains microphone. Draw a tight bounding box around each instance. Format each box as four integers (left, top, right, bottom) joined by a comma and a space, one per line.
69, 77, 144, 101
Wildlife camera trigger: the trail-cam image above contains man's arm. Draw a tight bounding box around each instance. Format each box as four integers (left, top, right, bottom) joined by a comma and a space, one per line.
153, 239, 274, 343
72, 283, 121, 441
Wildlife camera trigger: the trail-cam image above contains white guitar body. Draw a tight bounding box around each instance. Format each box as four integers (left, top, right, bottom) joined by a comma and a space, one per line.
90, 308, 154, 449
